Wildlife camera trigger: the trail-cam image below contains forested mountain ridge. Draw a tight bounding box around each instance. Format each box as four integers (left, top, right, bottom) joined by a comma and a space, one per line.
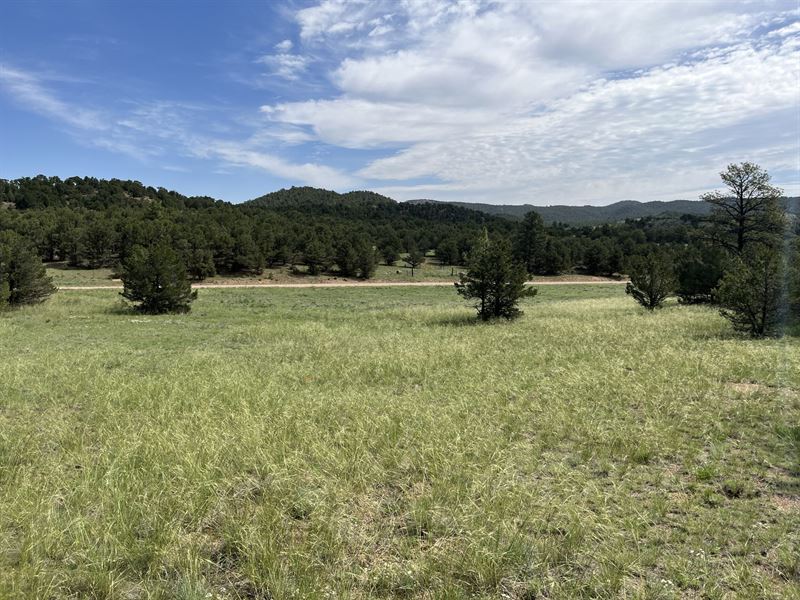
0, 175, 220, 210
1, 173, 794, 288
0, 175, 516, 278
406, 197, 800, 224
405, 198, 710, 223
7, 175, 793, 227
243, 185, 505, 226
0, 177, 501, 226
246, 186, 395, 209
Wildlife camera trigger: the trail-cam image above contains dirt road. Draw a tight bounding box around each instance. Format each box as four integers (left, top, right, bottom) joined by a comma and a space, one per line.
58, 279, 627, 290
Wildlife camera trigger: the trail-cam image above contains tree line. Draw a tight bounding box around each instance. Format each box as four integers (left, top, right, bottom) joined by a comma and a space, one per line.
1, 164, 797, 335
0, 176, 711, 282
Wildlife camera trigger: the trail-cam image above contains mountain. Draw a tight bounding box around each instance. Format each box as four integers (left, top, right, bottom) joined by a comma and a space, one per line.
405, 198, 800, 225
246, 186, 396, 209
243, 185, 507, 226
0, 174, 221, 210
404, 198, 711, 224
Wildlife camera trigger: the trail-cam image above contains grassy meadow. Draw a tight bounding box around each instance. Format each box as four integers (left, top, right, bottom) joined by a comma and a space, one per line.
45, 260, 465, 288
0, 284, 798, 599
45, 261, 617, 288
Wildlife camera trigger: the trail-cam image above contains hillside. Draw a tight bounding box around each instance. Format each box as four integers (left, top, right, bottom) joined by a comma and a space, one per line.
406, 197, 800, 224
405, 198, 712, 224
243, 185, 506, 226
4, 177, 796, 229
0, 175, 220, 210
246, 186, 396, 209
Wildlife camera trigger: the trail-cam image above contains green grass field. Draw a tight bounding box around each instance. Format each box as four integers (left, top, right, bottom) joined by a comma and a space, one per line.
45, 261, 617, 287
45, 261, 464, 287
1, 285, 798, 599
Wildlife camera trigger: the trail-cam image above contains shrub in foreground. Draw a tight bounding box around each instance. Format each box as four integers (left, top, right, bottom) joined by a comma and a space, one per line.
717, 245, 788, 337
0, 231, 56, 309
456, 233, 536, 320
121, 243, 197, 314
625, 251, 676, 310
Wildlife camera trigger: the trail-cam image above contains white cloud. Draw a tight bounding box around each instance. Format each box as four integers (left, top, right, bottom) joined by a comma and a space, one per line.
256, 52, 309, 80
0, 64, 105, 131
358, 37, 799, 203
261, 98, 493, 147
269, 1, 800, 203
192, 141, 357, 189
0, 64, 355, 189
4, 1, 798, 204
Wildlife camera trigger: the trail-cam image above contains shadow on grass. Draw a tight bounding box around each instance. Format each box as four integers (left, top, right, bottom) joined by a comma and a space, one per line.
105, 300, 133, 315
45, 261, 82, 271
428, 312, 522, 328
430, 313, 484, 328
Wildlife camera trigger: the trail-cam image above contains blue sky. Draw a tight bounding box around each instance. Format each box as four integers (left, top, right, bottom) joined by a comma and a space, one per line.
1, 0, 798, 205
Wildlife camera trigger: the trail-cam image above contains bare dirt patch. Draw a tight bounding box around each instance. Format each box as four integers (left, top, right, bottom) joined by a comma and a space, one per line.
726, 382, 799, 398
772, 495, 800, 512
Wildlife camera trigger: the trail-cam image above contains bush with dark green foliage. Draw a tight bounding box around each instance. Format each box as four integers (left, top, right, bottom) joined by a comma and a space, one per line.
584, 238, 624, 276
381, 245, 400, 266
356, 243, 378, 279
303, 238, 332, 275
625, 252, 676, 310
540, 237, 570, 275
184, 248, 217, 281
676, 245, 726, 304
0, 231, 56, 309
716, 245, 789, 337
335, 240, 359, 277
121, 243, 197, 314
456, 233, 537, 320
790, 236, 800, 321
335, 236, 376, 279
435, 237, 461, 266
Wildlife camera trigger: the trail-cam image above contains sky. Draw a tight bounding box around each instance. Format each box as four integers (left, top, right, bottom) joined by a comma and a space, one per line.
0, 1, 798, 205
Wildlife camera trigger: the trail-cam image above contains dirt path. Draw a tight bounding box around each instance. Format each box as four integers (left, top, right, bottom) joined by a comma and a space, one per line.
58, 279, 627, 290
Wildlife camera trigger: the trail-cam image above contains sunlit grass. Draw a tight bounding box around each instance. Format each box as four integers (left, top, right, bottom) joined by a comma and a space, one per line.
1, 286, 798, 599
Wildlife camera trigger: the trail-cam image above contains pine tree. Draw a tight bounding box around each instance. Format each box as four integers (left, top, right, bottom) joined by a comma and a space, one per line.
304, 238, 332, 275
404, 248, 426, 277
790, 235, 800, 321
121, 243, 197, 314
456, 232, 536, 320
0, 251, 10, 310
625, 251, 676, 310
185, 248, 217, 281
336, 239, 360, 277
514, 211, 547, 274
0, 231, 56, 308
701, 162, 784, 254
355, 241, 378, 279
717, 245, 789, 337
